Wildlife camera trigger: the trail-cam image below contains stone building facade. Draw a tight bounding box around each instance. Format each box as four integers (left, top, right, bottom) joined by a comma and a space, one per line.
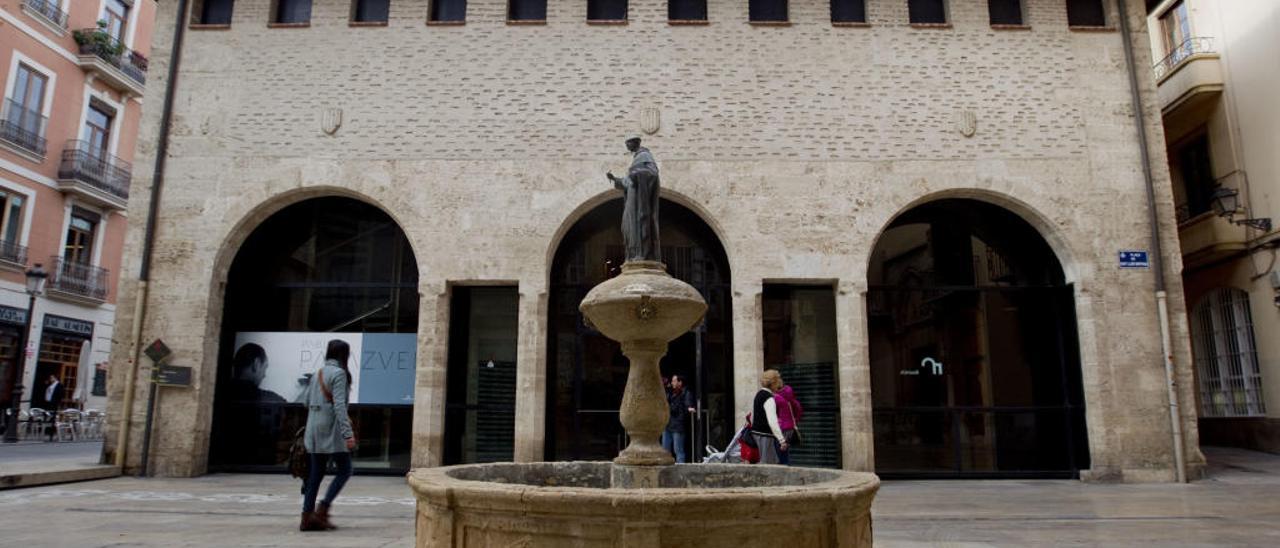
104, 0, 1204, 482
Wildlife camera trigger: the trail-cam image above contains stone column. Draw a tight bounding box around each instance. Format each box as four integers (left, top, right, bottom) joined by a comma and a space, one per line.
837, 281, 875, 472
731, 280, 763, 419
411, 283, 449, 468
513, 288, 547, 462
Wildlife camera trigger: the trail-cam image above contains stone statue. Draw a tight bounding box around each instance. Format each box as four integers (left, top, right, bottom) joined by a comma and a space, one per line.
606, 135, 661, 262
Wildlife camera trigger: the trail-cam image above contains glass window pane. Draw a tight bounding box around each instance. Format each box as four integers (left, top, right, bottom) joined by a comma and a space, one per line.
444, 287, 519, 465
430, 0, 467, 22
763, 285, 841, 468
588, 0, 627, 21
668, 0, 706, 21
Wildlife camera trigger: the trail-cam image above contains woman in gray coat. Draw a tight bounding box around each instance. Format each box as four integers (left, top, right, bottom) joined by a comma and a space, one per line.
299, 340, 356, 531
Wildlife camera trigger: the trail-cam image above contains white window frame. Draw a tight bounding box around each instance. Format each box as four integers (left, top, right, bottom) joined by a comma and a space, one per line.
1192, 287, 1267, 418
4, 50, 58, 120
77, 85, 125, 157
58, 200, 109, 268
0, 176, 37, 246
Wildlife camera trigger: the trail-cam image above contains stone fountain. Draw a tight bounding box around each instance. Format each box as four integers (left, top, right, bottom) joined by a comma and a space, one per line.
408, 139, 878, 547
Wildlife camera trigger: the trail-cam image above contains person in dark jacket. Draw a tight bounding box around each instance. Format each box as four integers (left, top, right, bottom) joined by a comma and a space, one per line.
662, 374, 696, 463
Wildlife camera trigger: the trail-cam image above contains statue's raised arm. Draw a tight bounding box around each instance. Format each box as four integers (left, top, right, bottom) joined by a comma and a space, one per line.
608, 136, 662, 263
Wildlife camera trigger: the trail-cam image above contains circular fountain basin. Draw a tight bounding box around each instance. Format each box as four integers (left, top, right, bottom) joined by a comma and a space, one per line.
408, 462, 879, 547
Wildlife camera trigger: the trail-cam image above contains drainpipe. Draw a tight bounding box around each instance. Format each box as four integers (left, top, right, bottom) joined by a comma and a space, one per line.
114, 0, 191, 470
1116, 0, 1188, 483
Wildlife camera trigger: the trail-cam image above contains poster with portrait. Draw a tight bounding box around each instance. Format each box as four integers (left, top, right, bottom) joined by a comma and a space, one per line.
231, 332, 416, 404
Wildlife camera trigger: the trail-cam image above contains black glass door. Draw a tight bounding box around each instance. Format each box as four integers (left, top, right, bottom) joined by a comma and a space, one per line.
868, 199, 1089, 478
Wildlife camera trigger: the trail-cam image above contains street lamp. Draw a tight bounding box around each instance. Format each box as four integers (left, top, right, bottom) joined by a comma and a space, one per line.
3, 264, 48, 443
1211, 187, 1273, 232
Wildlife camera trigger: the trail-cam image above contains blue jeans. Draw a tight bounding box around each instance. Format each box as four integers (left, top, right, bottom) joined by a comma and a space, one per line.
302, 452, 352, 513
661, 430, 687, 463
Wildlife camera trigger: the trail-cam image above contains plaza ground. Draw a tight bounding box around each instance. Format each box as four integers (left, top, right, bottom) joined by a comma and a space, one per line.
0, 447, 1277, 547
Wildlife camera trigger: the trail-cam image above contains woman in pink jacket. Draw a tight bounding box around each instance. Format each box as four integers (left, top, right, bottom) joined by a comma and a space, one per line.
773, 385, 803, 465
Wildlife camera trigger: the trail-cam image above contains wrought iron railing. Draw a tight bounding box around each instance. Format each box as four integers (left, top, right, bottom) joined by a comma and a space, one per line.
24, 0, 69, 28
48, 256, 109, 302
0, 240, 27, 265
1154, 37, 1214, 80
58, 140, 132, 201
0, 99, 48, 156
73, 28, 148, 86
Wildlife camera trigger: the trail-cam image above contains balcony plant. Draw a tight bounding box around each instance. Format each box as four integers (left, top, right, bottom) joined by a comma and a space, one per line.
73, 20, 124, 57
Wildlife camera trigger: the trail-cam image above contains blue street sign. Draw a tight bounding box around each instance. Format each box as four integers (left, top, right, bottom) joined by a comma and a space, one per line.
1119, 250, 1150, 269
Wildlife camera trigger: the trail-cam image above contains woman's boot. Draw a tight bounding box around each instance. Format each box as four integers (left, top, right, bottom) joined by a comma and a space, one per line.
299, 511, 325, 531
315, 502, 338, 530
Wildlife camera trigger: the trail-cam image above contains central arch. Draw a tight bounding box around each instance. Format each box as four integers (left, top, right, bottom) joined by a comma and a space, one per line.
546, 197, 733, 462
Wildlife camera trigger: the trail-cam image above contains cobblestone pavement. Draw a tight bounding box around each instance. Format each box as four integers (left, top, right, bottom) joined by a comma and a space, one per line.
0, 447, 1276, 547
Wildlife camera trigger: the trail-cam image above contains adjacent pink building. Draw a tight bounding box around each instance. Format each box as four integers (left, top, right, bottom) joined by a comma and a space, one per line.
0, 0, 154, 414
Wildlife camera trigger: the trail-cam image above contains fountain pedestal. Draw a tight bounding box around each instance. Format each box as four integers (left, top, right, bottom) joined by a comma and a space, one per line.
578, 261, 707, 467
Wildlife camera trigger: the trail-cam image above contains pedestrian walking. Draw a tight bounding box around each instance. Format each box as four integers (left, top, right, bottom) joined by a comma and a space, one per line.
774, 383, 803, 465
299, 340, 356, 532
749, 370, 788, 464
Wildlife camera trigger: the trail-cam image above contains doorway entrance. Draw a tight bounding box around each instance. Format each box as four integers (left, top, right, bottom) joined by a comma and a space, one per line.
209, 197, 419, 474
867, 199, 1089, 478
547, 198, 732, 462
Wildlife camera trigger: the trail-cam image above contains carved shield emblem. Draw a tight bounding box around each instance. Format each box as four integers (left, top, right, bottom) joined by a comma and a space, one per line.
956, 110, 976, 138
639, 106, 660, 135
321, 107, 343, 136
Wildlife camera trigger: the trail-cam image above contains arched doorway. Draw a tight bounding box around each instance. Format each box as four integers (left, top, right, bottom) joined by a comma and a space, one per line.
867, 199, 1089, 478
209, 197, 419, 473
547, 198, 732, 462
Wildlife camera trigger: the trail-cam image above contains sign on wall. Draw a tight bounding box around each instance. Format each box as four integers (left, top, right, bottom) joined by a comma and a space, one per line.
44, 314, 94, 337
1118, 250, 1150, 269
232, 332, 416, 405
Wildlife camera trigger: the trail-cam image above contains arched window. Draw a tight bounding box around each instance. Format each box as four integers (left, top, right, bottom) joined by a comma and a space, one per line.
1193, 288, 1266, 417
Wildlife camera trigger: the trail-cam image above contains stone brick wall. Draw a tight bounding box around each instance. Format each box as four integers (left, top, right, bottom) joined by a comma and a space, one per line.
104, 0, 1204, 481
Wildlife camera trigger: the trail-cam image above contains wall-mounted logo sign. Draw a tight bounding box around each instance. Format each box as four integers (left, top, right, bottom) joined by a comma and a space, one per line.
1118, 250, 1150, 269
0, 305, 28, 326
901, 357, 944, 376
44, 314, 94, 337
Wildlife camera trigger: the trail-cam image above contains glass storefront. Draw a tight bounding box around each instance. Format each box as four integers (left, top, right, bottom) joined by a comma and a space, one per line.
547, 199, 733, 462
0, 308, 23, 410
867, 199, 1089, 478
444, 287, 519, 465
210, 197, 419, 474
763, 285, 842, 468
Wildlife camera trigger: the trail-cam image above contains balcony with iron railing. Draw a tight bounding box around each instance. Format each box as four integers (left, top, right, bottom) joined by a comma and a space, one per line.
47, 256, 109, 304
0, 240, 28, 270
1175, 170, 1250, 269
57, 140, 131, 210
21, 0, 69, 34
0, 99, 48, 160
72, 27, 148, 96
1155, 37, 1223, 115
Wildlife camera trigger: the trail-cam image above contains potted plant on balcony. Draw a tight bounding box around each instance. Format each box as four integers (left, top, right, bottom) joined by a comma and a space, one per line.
72, 20, 123, 58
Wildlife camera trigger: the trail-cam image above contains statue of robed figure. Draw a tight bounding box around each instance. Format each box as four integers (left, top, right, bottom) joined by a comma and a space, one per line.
606, 136, 662, 263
